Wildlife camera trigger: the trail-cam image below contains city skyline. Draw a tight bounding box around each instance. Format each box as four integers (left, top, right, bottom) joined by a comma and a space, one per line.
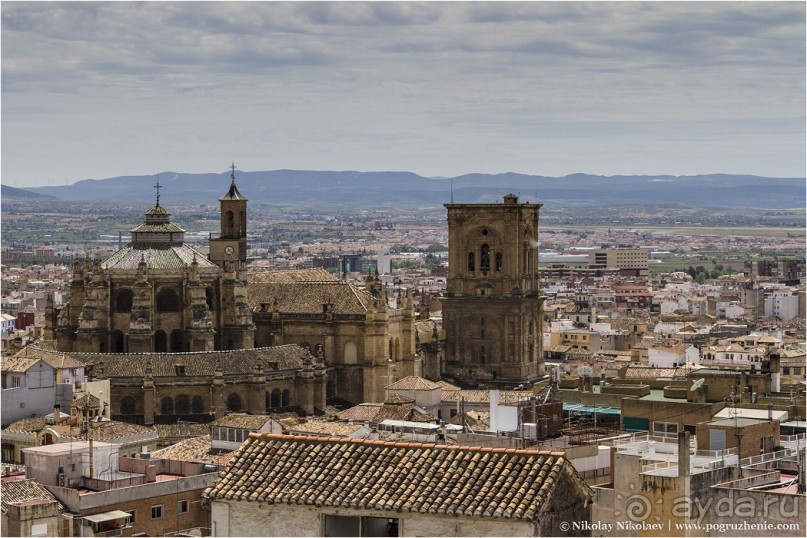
2, 1, 805, 188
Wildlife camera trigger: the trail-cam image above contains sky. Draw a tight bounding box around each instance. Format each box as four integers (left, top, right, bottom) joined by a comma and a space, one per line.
2, 1, 805, 188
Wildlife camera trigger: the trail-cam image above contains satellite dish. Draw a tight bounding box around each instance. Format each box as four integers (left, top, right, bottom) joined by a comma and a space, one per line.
690, 378, 704, 391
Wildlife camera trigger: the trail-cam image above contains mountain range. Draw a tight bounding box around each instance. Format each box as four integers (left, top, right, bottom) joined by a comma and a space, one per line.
6, 171, 805, 209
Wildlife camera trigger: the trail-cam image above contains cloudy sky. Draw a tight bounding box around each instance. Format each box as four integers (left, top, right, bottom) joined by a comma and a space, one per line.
2, 1, 804, 187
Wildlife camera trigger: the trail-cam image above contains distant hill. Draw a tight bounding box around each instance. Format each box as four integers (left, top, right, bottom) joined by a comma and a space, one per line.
14, 171, 806, 209
1, 184, 58, 201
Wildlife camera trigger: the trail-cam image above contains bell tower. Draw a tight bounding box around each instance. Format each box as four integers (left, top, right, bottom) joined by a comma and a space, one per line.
209, 163, 248, 270
441, 193, 544, 385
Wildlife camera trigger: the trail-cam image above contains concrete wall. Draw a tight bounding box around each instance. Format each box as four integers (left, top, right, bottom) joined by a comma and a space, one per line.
621, 400, 722, 432
0, 502, 61, 538
696, 420, 780, 459
699, 481, 806, 536
1, 380, 70, 427
212, 501, 537, 537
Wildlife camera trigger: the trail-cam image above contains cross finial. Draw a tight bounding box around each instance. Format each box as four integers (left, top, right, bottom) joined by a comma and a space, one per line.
230, 162, 237, 182
153, 179, 162, 206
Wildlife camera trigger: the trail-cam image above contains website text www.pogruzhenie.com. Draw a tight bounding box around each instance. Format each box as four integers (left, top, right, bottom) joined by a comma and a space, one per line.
673, 521, 801, 533
561, 520, 802, 534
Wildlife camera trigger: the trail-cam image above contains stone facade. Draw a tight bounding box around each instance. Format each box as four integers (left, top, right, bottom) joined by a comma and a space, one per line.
442, 194, 544, 384
249, 269, 419, 404
46, 175, 417, 408
53, 175, 254, 355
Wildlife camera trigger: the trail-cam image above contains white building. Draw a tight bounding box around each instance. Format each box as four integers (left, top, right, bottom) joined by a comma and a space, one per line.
765, 289, 799, 321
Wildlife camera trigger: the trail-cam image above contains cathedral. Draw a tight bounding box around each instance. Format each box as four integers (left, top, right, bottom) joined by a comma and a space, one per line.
47, 167, 421, 416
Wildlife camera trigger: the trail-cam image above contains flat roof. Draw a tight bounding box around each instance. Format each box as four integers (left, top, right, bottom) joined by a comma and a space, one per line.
714, 408, 787, 421
83, 510, 130, 523
22, 441, 115, 455
706, 417, 771, 428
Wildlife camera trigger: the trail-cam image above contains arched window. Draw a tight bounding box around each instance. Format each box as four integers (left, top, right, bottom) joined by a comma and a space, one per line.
224, 210, 235, 236
191, 396, 204, 414
389, 339, 394, 360
480, 244, 490, 272
120, 396, 136, 415
115, 289, 133, 312
495, 252, 502, 272
281, 389, 290, 407
270, 389, 281, 408
175, 394, 190, 414
239, 211, 246, 236
156, 289, 180, 313
170, 330, 184, 352
161, 397, 174, 415
226, 393, 241, 412
112, 330, 125, 353
395, 338, 400, 360
344, 342, 358, 365
154, 331, 167, 352
468, 252, 475, 271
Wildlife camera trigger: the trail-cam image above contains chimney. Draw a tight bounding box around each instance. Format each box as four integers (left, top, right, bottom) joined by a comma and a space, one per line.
490, 390, 500, 433
678, 431, 690, 478
767, 404, 773, 421
53, 404, 61, 424
769, 353, 781, 393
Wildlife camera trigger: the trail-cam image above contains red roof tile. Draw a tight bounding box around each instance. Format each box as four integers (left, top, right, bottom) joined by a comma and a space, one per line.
203, 433, 585, 521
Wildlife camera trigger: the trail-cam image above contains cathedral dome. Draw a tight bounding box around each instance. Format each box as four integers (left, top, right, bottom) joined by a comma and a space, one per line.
102, 199, 216, 271
102, 243, 217, 271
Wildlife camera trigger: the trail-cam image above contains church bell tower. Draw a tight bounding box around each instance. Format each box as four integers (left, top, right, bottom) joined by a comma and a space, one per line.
441, 193, 544, 384
209, 163, 248, 270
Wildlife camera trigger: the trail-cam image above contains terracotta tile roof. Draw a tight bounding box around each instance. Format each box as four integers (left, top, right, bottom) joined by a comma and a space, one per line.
439, 390, 533, 404
212, 450, 239, 466
249, 268, 337, 283
1, 479, 63, 513
384, 392, 415, 404
36, 352, 84, 369
1, 356, 42, 373
247, 270, 372, 315
386, 376, 441, 391
103, 243, 217, 270
415, 321, 444, 342
336, 403, 383, 422
204, 434, 584, 521
435, 380, 460, 391
545, 345, 573, 353
373, 402, 416, 423
15, 420, 156, 443
211, 414, 275, 430
781, 348, 806, 359
286, 419, 369, 438
156, 423, 210, 440
72, 393, 101, 409
152, 435, 223, 464
3, 417, 47, 434
336, 397, 436, 425
623, 366, 688, 379
76, 421, 157, 443
20, 345, 310, 378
